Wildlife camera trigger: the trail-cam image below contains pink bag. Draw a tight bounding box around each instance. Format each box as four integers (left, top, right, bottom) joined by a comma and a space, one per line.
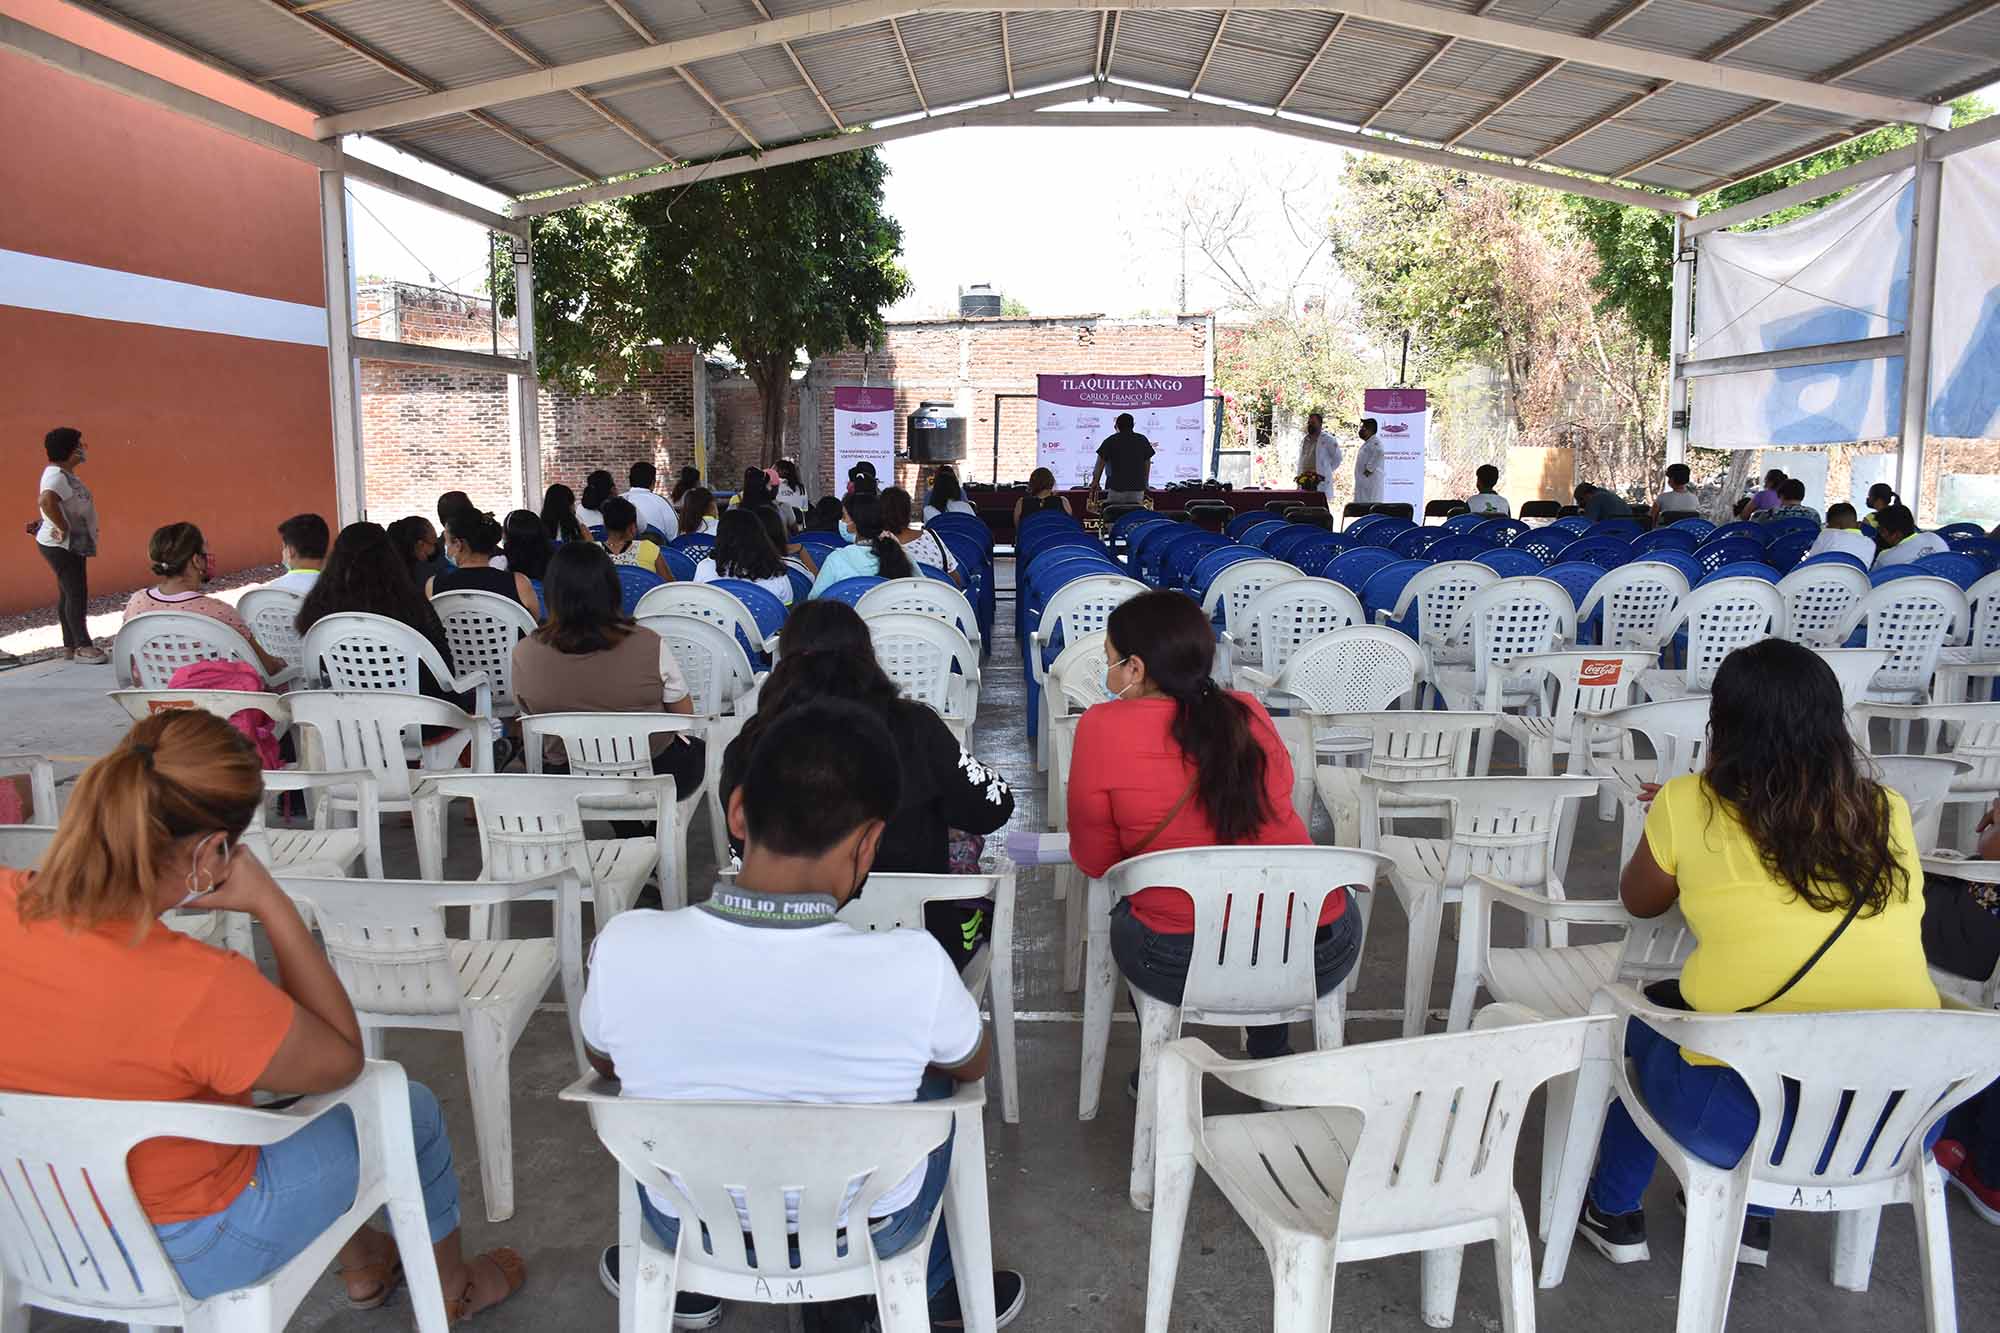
164, 660, 283, 768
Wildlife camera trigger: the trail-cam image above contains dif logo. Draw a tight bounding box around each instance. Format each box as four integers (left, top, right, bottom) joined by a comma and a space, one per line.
849, 420, 878, 435
1383, 422, 1410, 435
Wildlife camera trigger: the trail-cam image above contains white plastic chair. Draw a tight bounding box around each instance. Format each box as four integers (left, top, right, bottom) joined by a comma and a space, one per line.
248, 767, 385, 881
112, 611, 299, 689
1198, 558, 1300, 682
636, 613, 760, 718
1834, 576, 1969, 709
1860, 701, 2000, 852
1639, 578, 1785, 701
1081, 845, 1390, 1207
0, 752, 58, 825
1933, 568, 2000, 704
1360, 774, 1601, 1038
1567, 695, 1713, 867
1579, 562, 1689, 651
0, 824, 55, 868
1311, 711, 1498, 848
1382, 560, 1497, 677
108, 687, 294, 745
1145, 1016, 1606, 1333
1249, 626, 1428, 764
1489, 650, 1655, 777
1039, 630, 1114, 788
562, 1075, 996, 1333
834, 869, 1019, 1124
1921, 854, 2000, 1008
235, 586, 307, 679
1431, 579, 1579, 770
857, 576, 982, 651
1820, 647, 1895, 711
1778, 561, 1871, 649
300, 611, 491, 717
0, 1061, 449, 1332
431, 590, 537, 720
287, 690, 492, 856
1541, 987, 2000, 1329
517, 711, 708, 901
1028, 574, 1146, 770
281, 873, 571, 1224
867, 612, 982, 743
1867, 754, 1971, 854
1227, 578, 1365, 694
634, 582, 768, 656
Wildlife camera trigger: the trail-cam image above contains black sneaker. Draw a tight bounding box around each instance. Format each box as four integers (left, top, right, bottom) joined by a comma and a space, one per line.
1126, 1070, 1139, 1101
597, 1245, 724, 1328
1675, 1190, 1772, 1268
1578, 1201, 1651, 1264
929, 1269, 1026, 1329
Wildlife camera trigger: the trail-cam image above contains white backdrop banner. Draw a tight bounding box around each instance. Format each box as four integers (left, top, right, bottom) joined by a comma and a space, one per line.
1035, 374, 1206, 488
1363, 387, 1429, 510
1929, 137, 2000, 439
833, 385, 894, 484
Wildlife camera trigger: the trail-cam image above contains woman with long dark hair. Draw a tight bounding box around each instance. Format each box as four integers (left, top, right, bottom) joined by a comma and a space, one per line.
719, 601, 1012, 967
923, 466, 975, 520
1577, 638, 1936, 1269
678, 485, 717, 538
807, 491, 915, 597
576, 470, 616, 532
296, 522, 466, 707
427, 510, 540, 616
751, 503, 816, 576
540, 484, 585, 545
696, 509, 793, 604
1068, 591, 1346, 1072
502, 509, 554, 582
384, 516, 444, 589
879, 487, 963, 586
668, 465, 701, 505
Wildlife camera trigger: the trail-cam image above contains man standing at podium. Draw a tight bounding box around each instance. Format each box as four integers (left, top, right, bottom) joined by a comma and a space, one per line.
1088, 412, 1156, 510
1296, 410, 1340, 497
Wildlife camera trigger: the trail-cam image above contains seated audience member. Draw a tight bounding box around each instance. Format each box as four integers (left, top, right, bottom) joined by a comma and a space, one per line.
599, 497, 673, 582
510, 542, 702, 793
772, 459, 808, 524
1067, 591, 1352, 1079
924, 466, 977, 520
577, 470, 616, 533
1576, 482, 1633, 522
803, 496, 847, 533
0, 711, 523, 1317
1653, 463, 1701, 522
808, 492, 916, 597
540, 484, 586, 545
679, 485, 718, 538
696, 509, 795, 605
720, 601, 1013, 968
584, 700, 1025, 1329
1871, 503, 1950, 569
435, 490, 474, 534
124, 523, 288, 679
880, 487, 963, 586
1749, 468, 1786, 514
669, 465, 702, 505
428, 509, 541, 617
385, 515, 446, 589
296, 522, 469, 710
1465, 464, 1510, 516
270, 513, 329, 594
734, 467, 777, 514
502, 509, 554, 583
1576, 639, 1936, 1269
623, 461, 679, 542
1926, 797, 2000, 1221
752, 503, 816, 575
1861, 482, 1898, 536
1013, 467, 1072, 527
846, 461, 880, 498
1754, 477, 1820, 524
1803, 503, 1877, 563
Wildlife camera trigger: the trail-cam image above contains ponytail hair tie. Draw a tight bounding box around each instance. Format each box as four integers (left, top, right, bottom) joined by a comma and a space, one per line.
130, 742, 156, 767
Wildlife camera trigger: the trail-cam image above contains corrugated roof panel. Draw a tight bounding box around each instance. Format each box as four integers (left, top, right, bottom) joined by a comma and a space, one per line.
1724, 0, 1973, 80
1538, 119, 1689, 176
1456, 73, 1642, 157
679, 46, 796, 105
1109, 10, 1227, 89
458, 0, 641, 66
1486, 0, 1636, 42
1200, 36, 1320, 107
595, 78, 726, 153
1001, 11, 1102, 90
1847, 45, 2000, 103
1214, 10, 1342, 66
619, 0, 775, 43
389, 117, 572, 190
791, 24, 926, 124
1662, 111, 1861, 178
276, 0, 533, 90
894, 12, 1008, 108
1613, 3, 1768, 58
262, 58, 417, 115
1305, 18, 1460, 120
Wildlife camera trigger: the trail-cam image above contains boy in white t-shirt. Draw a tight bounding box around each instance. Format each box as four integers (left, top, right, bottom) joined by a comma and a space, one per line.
1803, 503, 1878, 565
1464, 464, 1510, 516
581, 700, 1025, 1331
268, 513, 328, 595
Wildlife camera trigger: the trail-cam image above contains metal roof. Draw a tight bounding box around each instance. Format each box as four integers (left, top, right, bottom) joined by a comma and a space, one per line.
64, 0, 2000, 211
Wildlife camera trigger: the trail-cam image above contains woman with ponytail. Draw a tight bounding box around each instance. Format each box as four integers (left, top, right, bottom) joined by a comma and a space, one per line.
806, 490, 916, 597
1068, 590, 1355, 1066
0, 711, 524, 1318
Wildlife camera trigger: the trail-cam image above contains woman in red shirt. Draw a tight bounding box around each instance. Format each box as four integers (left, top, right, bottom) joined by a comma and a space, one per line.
1067, 590, 1359, 1063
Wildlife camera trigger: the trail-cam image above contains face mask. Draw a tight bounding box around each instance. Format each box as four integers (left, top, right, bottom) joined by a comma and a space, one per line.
840, 520, 854, 542
198, 553, 214, 583
173, 832, 228, 910
73, 446, 87, 464
1104, 655, 1135, 699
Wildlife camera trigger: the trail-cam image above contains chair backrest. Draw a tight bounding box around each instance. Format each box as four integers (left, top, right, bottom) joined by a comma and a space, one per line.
1454, 578, 1577, 695
415, 774, 673, 903
856, 576, 981, 648
1817, 648, 1894, 710
867, 613, 977, 718
1473, 547, 1547, 578
1846, 576, 1969, 695
1392, 561, 1498, 644
431, 590, 536, 715
1034, 574, 1147, 662
1777, 561, 1871, 649
1197, 558, 1301, 636
1508, 650, 1655, 743
235, 587, 305, 674
1578, 564, 1689, 650
1274, 625, 1427, 713
1315, 711, 1496, 787
634, 582, 764, 653
288, 689, 477, 803
1363, 776, 1599, 893
637, 613, 760, 717
834, 870, 1009, 938
1660, 578, 1785, 692
1573, 696, 1712, 786
712, 579, 791, 647
1046, 630, 1114, 719
301, 611, 453, 694
615, 564, 666, 613
1244, 577, 1366, 676
283, 875, 474, 1018
0, 824, 57, 868
519, 711, 705, 780
1614, 903, 1696, 987
1104, 847, 1390, 1023
107, 688, 291, 732
1868, 755, 1967, 851
111, 612, 271, 689
1857, 702, 2000, 798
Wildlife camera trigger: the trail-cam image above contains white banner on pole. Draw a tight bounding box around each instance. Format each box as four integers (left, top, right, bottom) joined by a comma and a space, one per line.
1929, 137, 2000, 439
833, 386, 894, 484
1363, 388, 1428, 510
1035, 374, 1205, 488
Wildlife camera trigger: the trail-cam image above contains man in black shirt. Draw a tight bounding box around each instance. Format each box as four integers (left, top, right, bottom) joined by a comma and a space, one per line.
1088, 412, 1155, 509
1575, 482, 1634, 522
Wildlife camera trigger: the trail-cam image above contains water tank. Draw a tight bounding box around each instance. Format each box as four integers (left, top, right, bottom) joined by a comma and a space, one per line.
906, 401, 967, 461
959, 284, 1003, 319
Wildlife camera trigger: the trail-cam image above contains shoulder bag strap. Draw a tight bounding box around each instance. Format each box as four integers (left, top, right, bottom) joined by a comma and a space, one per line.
1742, 893, 1866, 1013
1130, 777, 1200, 858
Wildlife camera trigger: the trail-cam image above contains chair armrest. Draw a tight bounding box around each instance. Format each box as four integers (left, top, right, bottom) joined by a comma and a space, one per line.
1234, 665, 1278, 693
264, 663, 301, 687
117, 1060, 412, 1148
1027, 631, 1053, 685
1469, 873, 1630, 926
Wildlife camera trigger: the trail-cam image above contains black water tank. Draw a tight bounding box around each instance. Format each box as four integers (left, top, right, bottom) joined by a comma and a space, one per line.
959, 283, 1003, 319
907, 401, 966, 461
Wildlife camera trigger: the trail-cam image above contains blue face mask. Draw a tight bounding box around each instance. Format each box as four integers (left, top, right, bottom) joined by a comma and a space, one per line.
840, 519, 855, 542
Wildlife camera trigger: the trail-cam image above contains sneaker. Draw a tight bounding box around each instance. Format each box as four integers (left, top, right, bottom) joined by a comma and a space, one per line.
72, 646, 109, 665
1937, 1138, 2000, 1225
1126, 1070, 1139, 1101
1578, 1201, 1650, 1264
597, 1245, 724, 1328
929, 1269, 1026, 1329
1674, 1190, 1772, 1267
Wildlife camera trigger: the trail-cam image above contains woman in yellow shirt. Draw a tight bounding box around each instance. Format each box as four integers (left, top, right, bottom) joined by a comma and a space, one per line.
1579, 639, 1937, 1270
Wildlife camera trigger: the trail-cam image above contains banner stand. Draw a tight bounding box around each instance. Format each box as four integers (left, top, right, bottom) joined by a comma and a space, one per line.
1035, 374, 1206, 488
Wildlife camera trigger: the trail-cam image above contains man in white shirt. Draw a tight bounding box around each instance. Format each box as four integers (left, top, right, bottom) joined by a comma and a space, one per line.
268, 513, 327, 594
1803, 504, 1879, 565
1295, 411, 1341, 497
1872, 503, 1951, 569
581, 700, 1024, 1331
1465, 464, 1510, 516
1352, 417, 1385, 506
622, 461, 680, 541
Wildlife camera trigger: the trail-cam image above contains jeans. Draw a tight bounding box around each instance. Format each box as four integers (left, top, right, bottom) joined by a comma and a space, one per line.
638, 1074, 958, 1300
155, 1082, 460, 1301
1947, 1081, 2000, 1184
37, 544, 88, 649
1110, 892, 1363, 1059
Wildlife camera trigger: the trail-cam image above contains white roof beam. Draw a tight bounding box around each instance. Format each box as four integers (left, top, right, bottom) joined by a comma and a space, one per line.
1360, 0, 1510, 132
1000, 13, 1016, 95
1441, 0, 1658, 147
888, 16, 930, 112
1188, 13, 1228, 95
1277, 14, 1346, 110
1688, 144, 1917, 235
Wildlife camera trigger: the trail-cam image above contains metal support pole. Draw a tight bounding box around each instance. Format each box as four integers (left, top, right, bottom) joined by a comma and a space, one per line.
319, 165, 365, 524
511, 232, 544, 509
1897, 131, 1942, 512
1666, 215, 1693, 468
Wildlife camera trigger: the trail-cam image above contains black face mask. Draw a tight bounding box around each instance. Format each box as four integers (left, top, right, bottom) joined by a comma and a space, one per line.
847, 837, 873, 905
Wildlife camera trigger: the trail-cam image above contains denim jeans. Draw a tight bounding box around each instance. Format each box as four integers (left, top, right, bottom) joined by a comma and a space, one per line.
1110, 891, 1364, 1059
155, 1082, 460, 1300
638, 1074, 958, 1300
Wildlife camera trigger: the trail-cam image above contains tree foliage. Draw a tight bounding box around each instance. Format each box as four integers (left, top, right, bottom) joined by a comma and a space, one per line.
500, 151, 911, 463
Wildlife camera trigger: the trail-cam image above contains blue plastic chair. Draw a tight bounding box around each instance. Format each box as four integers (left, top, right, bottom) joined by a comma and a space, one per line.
927, 510, 994, 547
1670, 517, 1718, 543
1425, 533, 1494, 562
1704, 521, 1767, 547
1111, 511, 1171, 550
1870, 564, 1938, 587
670, 533, 716, 556
527, 579, 546, 623
1360, 560, 1431, 636
1345, 514, 1392, 542
1698, 560, 1779, 586
1555, 536, 1635, 571
1477, 517, 1530, 547
1020, 526, 1106, 571
918, 563, 955, 584
1548, 516, 1592, 538
795, 532, 845, 562
1938, 522, 1989, 541
1475, 548, 1545, 578
660, 549, 697, 583
1390, 527, 1444, 559
1225, 511, 1276, 540
1351, 518, 1416, 549
784, 565, 814, 606
1759, 517, 1821, 548
1538, 562, 1605, 622
1765, 533, 1815, 573
1124, 522, 1187, 577
1233, 516, 1288, 549
1950, 537, 2000, 574
1439, 513, 1489, 534
1162, 533, 1233, 590
1016, 510, 1079, 548
1515, 531, 1568, 565
1799, 551, 1869, 574
1191, 546, 1268, 597
819, 576, 885, 605
1632, 527, 1698, 555
616, 564, 665, 614
1588, 519, 1644, 543
1267, 524, 1337, 564
1138, 528, 1209, 586
1630, 551, 1705, 588
1915, 552, 1984, 589
1287, 535, 1350, 578
588, 524, 608, 542
1694, 537, 1766, 575
1325, 547, 1401, 594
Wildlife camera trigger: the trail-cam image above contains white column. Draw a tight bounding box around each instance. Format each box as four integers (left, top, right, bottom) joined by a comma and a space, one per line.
1897, 130, 1942, 512
319, 165, 365, 523
511, 232, 544, 509
1665, 215, 1692, 468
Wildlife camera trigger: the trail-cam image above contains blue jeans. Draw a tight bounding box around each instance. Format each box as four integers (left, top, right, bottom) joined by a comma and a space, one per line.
156, 1082, 461, 1300
639, 1074, 958, 1300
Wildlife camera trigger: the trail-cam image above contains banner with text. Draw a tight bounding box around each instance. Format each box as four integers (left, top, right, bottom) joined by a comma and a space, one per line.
1363, 388, 1429, 510
1035, 374, 1206, 488
833, 386, 895, 486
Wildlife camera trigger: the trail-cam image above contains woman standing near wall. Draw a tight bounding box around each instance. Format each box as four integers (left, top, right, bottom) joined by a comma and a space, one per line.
34, 427, 104, 664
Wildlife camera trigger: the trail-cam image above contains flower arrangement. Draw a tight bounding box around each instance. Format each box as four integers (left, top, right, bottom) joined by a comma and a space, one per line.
1295, 471, 1323, 491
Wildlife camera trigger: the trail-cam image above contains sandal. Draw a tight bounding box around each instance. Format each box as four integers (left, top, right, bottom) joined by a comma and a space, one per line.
337, 1256, 404, 1311
446, 1247, 525, 1324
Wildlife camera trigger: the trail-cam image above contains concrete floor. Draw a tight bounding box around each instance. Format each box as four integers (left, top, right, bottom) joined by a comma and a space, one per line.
7, 570, 1997, 1332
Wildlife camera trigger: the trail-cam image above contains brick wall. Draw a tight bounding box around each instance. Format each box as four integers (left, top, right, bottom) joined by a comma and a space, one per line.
360, 362, 515, 524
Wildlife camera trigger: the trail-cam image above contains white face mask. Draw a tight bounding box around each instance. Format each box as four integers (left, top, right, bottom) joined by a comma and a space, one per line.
173, 832, 229, 910
1104, 654, 1135, 699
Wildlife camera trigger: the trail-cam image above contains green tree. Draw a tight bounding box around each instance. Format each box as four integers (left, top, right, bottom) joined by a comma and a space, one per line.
999, 295, 1031, 316
502, 151, 911, 464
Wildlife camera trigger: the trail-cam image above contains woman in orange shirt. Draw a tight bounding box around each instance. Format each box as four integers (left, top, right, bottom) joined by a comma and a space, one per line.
1067, 590, 1359, 1067
0, 711, 523, 1318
